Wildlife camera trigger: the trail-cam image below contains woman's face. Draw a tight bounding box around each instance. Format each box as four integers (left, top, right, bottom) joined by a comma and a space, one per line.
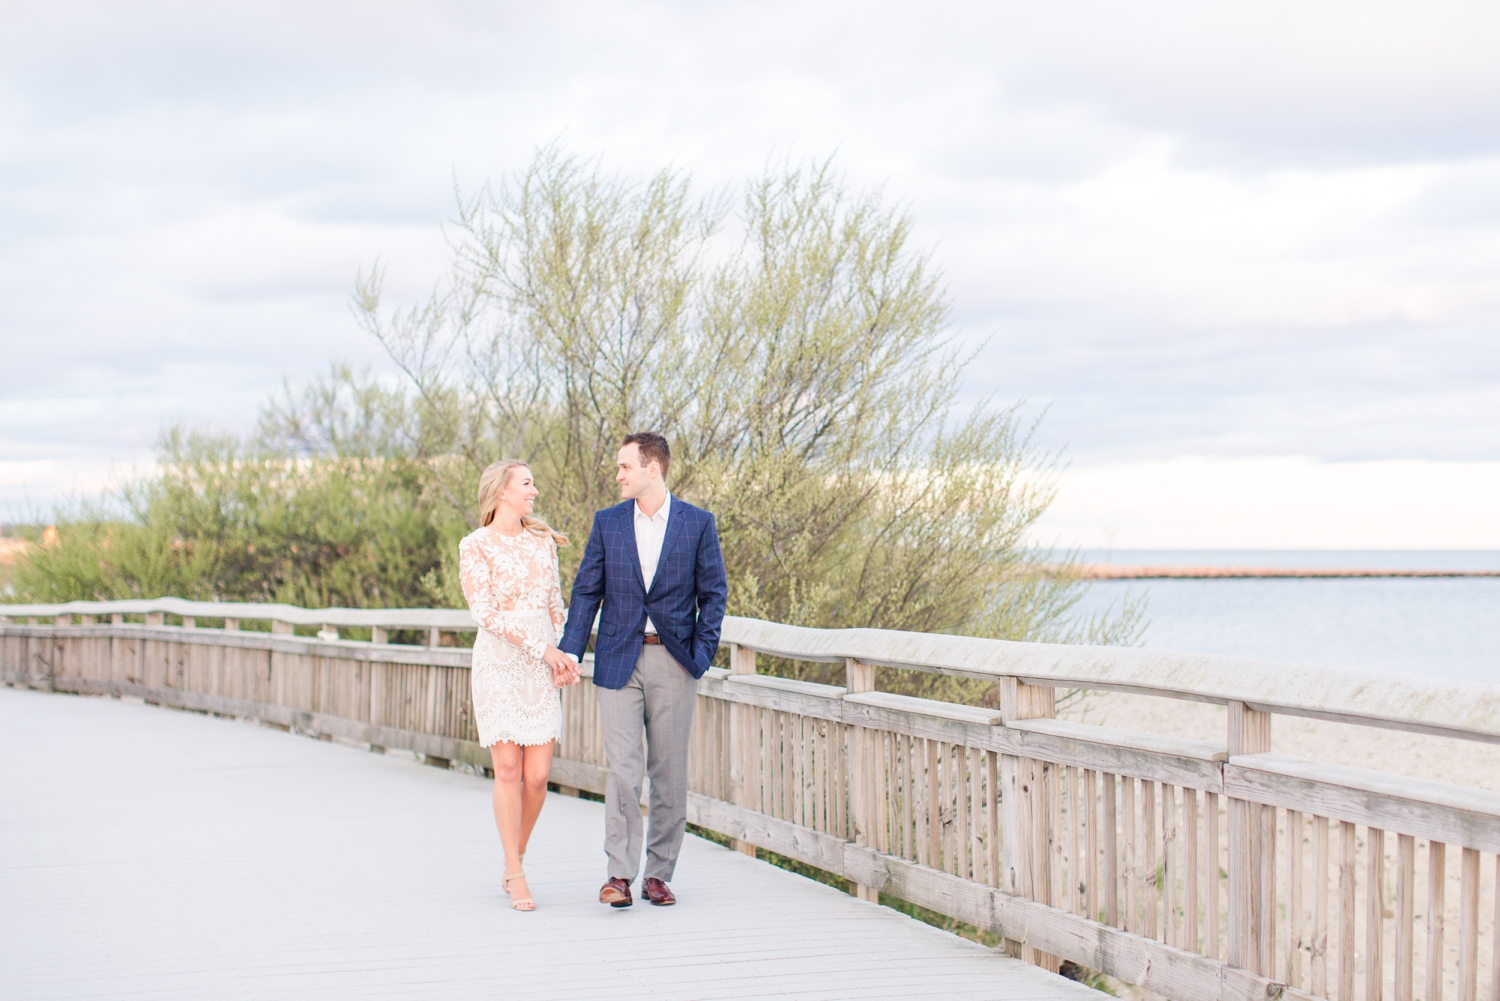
497, 467, 538, 516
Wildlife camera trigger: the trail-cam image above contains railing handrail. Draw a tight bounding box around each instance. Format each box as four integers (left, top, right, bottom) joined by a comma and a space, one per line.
0, 597, 479, 630
4, 598, 1498, 743
723, 617, 1500, 743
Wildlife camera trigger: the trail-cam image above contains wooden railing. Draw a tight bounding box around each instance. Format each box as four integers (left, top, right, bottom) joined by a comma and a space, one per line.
4, 598, 1499, 1001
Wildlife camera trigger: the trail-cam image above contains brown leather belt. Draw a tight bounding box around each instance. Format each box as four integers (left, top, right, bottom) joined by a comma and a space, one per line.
642, 634, 662, 645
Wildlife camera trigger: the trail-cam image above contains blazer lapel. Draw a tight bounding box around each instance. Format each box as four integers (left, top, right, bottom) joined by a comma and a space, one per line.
619, 504, 647, 593
647, 506, 688, 596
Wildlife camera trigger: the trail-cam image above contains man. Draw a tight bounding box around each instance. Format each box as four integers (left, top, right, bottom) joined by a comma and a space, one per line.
559, 432, 728, 908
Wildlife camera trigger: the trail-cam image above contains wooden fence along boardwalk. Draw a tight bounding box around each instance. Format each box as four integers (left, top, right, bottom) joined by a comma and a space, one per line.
4, 598, 1500, 1001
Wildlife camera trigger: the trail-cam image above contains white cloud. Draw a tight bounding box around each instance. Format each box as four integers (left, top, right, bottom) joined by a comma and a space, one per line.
1, 0, 1498, 535
1033, 456, 1500, 549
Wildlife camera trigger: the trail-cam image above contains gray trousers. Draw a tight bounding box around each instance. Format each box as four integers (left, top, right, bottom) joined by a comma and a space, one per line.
596, 644, 699, 882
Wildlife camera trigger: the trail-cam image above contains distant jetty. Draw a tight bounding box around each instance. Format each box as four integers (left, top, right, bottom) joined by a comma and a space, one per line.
1081, 565, 1500, 579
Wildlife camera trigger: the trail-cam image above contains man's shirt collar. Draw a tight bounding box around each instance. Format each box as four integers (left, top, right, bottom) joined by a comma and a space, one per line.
634, 492, 671, 524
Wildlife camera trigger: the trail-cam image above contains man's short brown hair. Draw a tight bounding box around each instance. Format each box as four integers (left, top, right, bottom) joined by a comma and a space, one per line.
622, 431, 671, 478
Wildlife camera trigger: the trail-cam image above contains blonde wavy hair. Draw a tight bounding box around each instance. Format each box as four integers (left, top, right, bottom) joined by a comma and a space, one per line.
477, 460, 569, 546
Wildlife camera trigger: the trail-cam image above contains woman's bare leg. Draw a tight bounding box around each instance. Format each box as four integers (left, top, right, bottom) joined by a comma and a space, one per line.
516, 740, 556, 858
489, 742, 530, 900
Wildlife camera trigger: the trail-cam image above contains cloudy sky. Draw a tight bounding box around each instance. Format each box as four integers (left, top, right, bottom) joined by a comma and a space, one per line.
3, 1, 1498, 546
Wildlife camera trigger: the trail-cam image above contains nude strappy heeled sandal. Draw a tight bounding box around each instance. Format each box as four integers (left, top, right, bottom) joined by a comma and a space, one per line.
503, 853, 524, 893
503, 870, 535, 911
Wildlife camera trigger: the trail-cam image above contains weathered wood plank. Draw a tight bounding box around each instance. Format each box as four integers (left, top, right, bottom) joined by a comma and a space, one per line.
1366, 827, 1384, 1001
1429, 840, 1447, 1001
1339, 820, 1357, 1001
1457, 847, 1480, 1001
1396, 833, 1415, 1001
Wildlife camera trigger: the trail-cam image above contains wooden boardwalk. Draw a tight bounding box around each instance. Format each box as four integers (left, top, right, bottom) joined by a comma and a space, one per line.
0, 686, 1102, 1000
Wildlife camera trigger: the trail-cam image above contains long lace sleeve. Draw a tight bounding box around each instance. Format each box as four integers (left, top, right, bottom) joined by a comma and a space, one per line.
547, 537, 566, 637
459, 535, 547, 659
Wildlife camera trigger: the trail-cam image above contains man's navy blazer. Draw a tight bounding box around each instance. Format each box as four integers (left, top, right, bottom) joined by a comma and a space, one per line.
559, 497, 728, 690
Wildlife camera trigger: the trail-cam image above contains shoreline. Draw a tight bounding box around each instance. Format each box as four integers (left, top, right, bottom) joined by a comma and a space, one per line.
1078, 565, 1500, 579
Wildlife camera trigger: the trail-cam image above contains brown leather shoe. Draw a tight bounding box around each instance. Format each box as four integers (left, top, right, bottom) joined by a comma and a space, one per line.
599, 877, 632, 908
641, 877, 675, 906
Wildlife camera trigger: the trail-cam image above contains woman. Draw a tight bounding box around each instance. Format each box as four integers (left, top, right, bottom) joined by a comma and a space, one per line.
459, 460, 580, 911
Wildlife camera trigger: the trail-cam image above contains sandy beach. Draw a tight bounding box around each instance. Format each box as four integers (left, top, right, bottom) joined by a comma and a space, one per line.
1060, 690, 1500, 793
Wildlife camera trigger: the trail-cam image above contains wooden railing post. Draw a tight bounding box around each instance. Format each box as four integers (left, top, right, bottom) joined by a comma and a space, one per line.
999, 676, 1060, 971
727, 644, 758, 857
846, 658, 879, 902
1227, 700, 1272, 974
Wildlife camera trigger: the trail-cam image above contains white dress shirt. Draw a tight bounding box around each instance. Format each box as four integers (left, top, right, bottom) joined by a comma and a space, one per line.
634, 493, 671, 634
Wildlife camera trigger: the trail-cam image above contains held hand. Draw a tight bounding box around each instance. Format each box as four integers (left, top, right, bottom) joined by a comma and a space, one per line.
543, 646, 580, 687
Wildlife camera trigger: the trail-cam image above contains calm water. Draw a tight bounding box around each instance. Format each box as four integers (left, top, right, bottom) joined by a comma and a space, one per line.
1072, 551, 1500, 684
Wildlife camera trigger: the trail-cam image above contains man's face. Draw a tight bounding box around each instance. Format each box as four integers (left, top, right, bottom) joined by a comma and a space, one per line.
616, 443, 659, 500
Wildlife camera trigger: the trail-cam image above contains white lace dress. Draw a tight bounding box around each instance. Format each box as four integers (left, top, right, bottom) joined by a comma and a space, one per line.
458, 526, 567, 748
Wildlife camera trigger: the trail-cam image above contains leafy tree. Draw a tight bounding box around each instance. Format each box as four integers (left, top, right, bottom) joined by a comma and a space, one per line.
341, 146, 1143, 697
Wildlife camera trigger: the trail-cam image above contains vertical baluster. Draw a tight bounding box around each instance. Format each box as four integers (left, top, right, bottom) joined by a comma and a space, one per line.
1340, 820, 1357, 1001
900, 732, 912, 858
946, 744, 960, 876
936, 742, 949, 873
1164, 783, 1177, 946
1489, 854, 1498, 1001
800, 712, 811, 828
1228, 703, 1273, 973
791, 712, 803, 827
1367, 828, 1385, 1001
1050, 761, 1064, 909
1287, 809, 1304, 989
912, 737, 926, 866
763, 710, 776, 819
779, 712, 790, 821
829, 718, 840, 835
956, 746, 971, 879
988, 751, 1001, 888
1185, 787, 1200, 954
969, 747, 984, 880
959, 744, 973, 878
1208, 791, 1221, 960
815, 717, 827, 832
888, 733, 900, 858
1124, 776, 1137, 933
1429, 841, 1447, 1001
1065, 765, 1079, 914
1104, 772, 1120, 928
1263, 805, 1278, 977
1396, 833, 1415, 1001
780, 710, 791, 823
1458, 847, 1479, 1001
1315, 815, 1332, 997
1143, 779, 1158, 940
1086, 769, 1100, 922
805, 714, 814, 830
928, 739, 941, 871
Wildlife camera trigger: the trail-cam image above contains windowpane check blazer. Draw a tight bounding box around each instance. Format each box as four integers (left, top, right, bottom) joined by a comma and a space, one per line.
559, 497, 729, 690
